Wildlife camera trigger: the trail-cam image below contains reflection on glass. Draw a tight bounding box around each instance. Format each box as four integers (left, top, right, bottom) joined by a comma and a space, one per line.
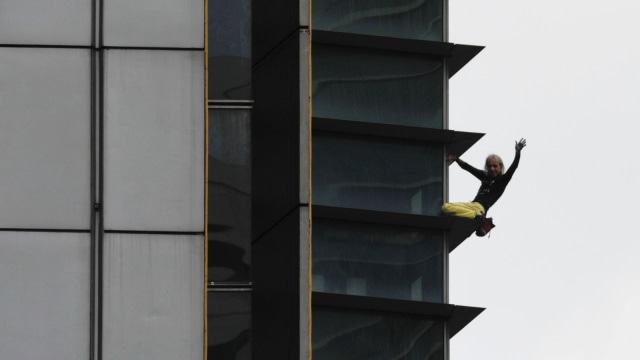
313, 135, 443, 215
313, 307, 444, 360
313, 0, 443, 41
208, 109, 251, 283
209, 0, 251, 99
313, 45, 443, 128
313, 220, 443, 302
208, 292, 251, 360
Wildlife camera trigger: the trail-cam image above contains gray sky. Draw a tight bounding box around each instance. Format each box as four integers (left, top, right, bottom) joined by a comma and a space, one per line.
448, 0, 640, 359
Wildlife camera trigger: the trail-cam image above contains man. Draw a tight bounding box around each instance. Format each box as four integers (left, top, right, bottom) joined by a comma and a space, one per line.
442, 138, 526, 236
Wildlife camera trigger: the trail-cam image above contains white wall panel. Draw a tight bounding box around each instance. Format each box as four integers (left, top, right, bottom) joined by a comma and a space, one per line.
0, 48, 91, 229
102, 233, 204, 360
103, 50, 205, 232
0, 0, 92, 45
103, 0, 204, 48
0, 232, 90, 359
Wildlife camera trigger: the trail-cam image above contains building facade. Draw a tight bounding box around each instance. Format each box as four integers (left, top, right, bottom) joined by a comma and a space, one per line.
0, 2, 205, 359
1, 1, 483, 359
249, 1, 485, 359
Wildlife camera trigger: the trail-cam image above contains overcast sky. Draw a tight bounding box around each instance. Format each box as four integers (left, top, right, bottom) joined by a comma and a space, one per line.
447, 1, 640, 359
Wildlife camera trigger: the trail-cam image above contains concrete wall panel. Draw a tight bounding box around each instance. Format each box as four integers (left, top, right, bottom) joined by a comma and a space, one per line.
103, 49, 205, 232
0, 0, 92, 45
103, 0, 204, 48
102, 233, 204, 360
0, 48, 91, 230
0, 232, 90, 359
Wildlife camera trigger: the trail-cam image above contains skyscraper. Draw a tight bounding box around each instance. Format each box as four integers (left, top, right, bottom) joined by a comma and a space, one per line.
248, 0, 486, 359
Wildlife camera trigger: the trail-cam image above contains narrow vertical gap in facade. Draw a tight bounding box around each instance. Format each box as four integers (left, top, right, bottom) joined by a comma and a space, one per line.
95, 0, 105, 359
443, 233, 450, 303
89, 17, 96, 360
305, 22, 314, 360
203, 1, 210, 359
89, 1, 97, 359
96, 49, 105, 360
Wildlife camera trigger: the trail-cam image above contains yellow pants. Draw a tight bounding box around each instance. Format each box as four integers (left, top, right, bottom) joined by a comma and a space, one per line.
441, 202, 484, 219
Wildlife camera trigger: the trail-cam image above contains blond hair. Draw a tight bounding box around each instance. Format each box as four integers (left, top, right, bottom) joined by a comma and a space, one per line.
485, 154, 504, 175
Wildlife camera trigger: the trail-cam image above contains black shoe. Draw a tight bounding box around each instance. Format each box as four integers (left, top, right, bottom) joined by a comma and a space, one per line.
476, 217, 495, 237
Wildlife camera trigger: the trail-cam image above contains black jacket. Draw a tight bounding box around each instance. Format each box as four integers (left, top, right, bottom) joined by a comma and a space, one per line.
455, 151, 521, 211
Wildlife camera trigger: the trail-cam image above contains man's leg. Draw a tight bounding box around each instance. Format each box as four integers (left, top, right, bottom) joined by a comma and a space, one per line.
441, 202, 484, 219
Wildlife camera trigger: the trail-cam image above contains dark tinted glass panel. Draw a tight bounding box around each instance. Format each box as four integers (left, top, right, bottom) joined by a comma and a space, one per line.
209, 0, 251, 100
208, 109, 251, 283
208, 291, 251, 360
313, 45, 443, 128
313, 134, 443, 215
313, 0, 443, 41
313, 219, 444, 302
313, 307, 444, 360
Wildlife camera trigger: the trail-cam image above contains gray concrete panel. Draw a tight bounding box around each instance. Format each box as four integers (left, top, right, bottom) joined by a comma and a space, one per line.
0, 48, 91, 229
102, 233, 204, 360
103, 0, 204, 48
103, 49, 205, 232
299, 30, 311, 206
0, 0, 91, 45
0, 232, 90, 359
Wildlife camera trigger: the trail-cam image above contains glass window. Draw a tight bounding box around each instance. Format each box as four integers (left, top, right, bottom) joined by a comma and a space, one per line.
209, 0, 251, 100
208, 291, 251, 360
313, 307, 445, 360
208, 109, 251, 283
313, 45, 444, 128
313, 219, 444, 302
313, 134, 443, 215
312, 0, 443, 41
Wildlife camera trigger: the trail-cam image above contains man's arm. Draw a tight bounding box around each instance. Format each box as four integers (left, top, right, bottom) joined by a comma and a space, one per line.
448, 154, 485, 180
504, 138, 526, 178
